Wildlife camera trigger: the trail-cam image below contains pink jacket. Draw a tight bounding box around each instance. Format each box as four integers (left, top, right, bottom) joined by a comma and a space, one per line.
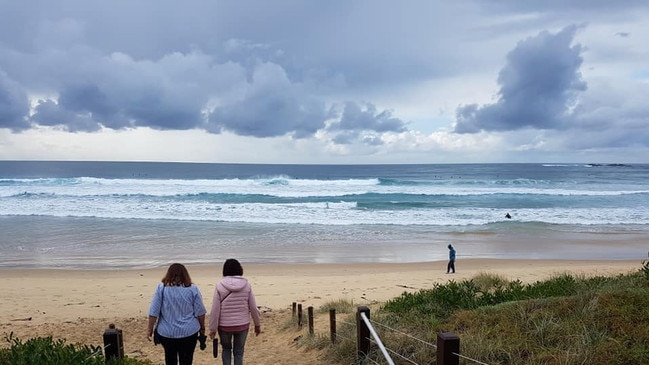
208, 276, 260, 332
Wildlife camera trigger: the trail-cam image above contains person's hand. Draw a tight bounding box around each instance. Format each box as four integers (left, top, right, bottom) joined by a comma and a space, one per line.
209, 331, 216, 340
198, 334, 207, 350
146, 328, 153, 342
254, 325, 261, 336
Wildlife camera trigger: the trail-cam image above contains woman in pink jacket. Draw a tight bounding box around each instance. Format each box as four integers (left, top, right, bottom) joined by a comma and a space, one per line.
209, 259, 261, 365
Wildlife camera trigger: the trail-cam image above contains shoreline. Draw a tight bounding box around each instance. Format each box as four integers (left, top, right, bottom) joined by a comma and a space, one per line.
3, 215, 649, 270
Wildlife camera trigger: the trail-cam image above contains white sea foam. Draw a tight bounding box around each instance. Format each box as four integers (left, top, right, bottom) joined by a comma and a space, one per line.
2, 162, 649, 268
2, 176, 647, 198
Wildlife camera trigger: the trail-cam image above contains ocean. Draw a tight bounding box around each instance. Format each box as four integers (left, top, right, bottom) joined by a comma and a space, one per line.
1, 161, 647, 269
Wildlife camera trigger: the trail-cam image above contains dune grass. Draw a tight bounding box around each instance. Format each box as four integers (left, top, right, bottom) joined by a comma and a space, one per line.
302, 262, 649, 365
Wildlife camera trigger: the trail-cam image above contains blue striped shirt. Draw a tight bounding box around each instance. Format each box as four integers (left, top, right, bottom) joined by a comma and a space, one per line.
148, 283, 207, 338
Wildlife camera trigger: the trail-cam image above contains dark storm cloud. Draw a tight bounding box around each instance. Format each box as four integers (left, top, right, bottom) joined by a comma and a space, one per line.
0, 0, 412, 143
203, 61, 330, 138
0, 71, 30, 131
30, 99, 99, 132
335, 102, 407, 133
324, 102, 407, 144
454, 25, 586, 133
30, 81, 205, 133
24, 59, 213, 133
207, 90, 329, 138
566, 85, 649, 148
0, 0, 473, 141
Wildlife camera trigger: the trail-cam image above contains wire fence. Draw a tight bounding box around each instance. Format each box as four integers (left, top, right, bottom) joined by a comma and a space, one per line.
291, 302, 491, 365
360, 311, 490, 365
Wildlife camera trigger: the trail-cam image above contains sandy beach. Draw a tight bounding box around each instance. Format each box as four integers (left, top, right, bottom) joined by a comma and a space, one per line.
0, 259, 642, 364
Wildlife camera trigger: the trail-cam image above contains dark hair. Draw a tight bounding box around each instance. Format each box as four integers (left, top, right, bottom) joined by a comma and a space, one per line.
223, 258, 243, 277
161, 263, 193, 287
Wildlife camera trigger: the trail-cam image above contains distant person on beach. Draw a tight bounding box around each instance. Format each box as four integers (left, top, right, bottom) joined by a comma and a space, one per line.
209, 258, 261, 365
147, 263, 207, 365
447, 244, 456, 274
505, 212, 512, 219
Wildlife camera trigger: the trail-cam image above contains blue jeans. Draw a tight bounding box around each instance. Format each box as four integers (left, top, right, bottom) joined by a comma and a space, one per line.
218, 328, 249, 365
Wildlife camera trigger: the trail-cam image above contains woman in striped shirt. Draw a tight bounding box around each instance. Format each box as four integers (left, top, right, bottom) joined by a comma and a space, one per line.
148, 263, 207, 365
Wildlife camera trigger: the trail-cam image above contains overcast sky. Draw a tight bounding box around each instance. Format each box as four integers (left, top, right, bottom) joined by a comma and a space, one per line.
1, 1, 648, 164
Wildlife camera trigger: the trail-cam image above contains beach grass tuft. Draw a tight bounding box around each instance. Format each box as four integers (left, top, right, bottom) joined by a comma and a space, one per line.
641, 251, 649, 278
317, 299, 356, 314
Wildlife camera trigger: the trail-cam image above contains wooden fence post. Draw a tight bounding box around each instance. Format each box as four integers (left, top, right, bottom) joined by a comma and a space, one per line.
436, 332, 460, 365
356, 306, 371, 364
292, 302, 296, 317
329, 308, 336, 344
308, 306, 314, 335
297, 304, 303, 327
102, 323, 124, 362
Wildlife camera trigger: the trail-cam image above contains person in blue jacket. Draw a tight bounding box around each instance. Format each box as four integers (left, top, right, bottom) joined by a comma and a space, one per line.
446, 244, 456, 274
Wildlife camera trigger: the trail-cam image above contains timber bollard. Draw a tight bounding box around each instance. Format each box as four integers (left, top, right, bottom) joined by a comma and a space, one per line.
436, 332, 460, 365
356, 306, 370, 363
292, 302, 296, 317
308, 306, 314, 335
297, 303, 303, 327
103, 323, 124, 362
329, 308, 336, 344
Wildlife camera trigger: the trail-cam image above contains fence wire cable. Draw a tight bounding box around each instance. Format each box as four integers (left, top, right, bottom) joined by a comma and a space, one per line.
453, 351, 492, 365
369, 338, 420, 365
360, 312, 395, 365
331, 311, 491, 364
370, 318, 437, 349
366, 317, 490, 365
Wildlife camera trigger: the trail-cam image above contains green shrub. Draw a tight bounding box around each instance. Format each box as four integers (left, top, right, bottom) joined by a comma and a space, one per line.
0, 333, 151, 365
383, 272, 613, 322
524, 273, 579, 297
